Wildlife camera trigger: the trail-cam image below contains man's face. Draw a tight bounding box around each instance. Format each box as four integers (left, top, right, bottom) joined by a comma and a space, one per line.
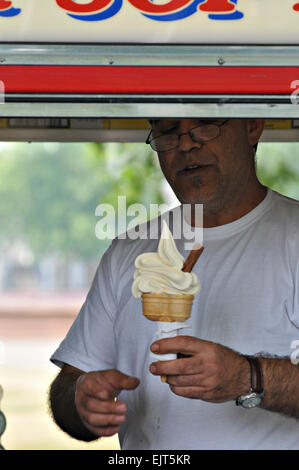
151, 118, 264, 212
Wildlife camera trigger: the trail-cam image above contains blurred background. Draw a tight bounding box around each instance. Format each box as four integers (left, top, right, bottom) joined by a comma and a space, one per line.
0, 139, 299, 449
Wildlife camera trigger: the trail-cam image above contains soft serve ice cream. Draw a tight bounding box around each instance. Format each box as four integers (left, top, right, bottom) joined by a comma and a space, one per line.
132, 220, 202, 364
131, 220, 201, 299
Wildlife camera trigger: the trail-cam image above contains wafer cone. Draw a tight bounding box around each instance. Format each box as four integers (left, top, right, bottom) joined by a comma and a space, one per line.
142, 292, 194, 323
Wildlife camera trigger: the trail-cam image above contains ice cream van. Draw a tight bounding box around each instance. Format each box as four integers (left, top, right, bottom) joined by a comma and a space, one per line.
0, 0, 299, 142
1, 0, 299, 451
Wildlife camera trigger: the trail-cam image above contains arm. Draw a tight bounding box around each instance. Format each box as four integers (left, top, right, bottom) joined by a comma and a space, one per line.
149, 336, 299, 419
49, 364, 140, 441
259, 356, 299, 418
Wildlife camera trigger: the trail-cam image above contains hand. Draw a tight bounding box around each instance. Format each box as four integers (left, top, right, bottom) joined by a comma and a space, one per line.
149, 336, 250, 403
75, 369, 139, 437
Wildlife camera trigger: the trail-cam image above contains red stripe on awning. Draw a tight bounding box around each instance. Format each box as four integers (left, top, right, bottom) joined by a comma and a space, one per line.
0, 66, 298, 94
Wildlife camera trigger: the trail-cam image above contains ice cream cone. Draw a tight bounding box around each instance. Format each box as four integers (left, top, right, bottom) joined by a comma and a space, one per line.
141, 292, 194, 323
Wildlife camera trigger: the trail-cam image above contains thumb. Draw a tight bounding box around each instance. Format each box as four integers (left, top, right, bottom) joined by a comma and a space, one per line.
102, 369, 140, 393
121, 374, 140, 391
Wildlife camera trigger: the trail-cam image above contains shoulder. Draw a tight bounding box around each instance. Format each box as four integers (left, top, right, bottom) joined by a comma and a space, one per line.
269, 191, 299, 258
272, 191, 299, 228
273, 190, 299, 210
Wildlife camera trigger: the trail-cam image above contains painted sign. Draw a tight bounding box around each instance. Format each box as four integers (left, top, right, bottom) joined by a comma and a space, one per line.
0, 0, 21, 17
0, 0, 299, 43
56, 0, 244, 21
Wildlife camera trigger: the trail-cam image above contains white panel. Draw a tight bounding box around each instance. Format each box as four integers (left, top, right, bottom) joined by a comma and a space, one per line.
0, 0, 299, 44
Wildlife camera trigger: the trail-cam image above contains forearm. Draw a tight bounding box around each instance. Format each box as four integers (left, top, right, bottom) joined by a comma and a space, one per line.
259, 356, 299, 419
49, 368, 98, 442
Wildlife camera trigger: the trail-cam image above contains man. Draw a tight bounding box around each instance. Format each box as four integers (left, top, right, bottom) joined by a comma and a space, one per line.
49, 118, 299, 449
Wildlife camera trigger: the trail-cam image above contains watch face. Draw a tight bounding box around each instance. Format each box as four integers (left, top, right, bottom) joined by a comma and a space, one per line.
238, 392, 263, 409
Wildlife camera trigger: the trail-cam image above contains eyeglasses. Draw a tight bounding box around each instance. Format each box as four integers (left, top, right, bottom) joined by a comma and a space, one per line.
146, 119, 230, 152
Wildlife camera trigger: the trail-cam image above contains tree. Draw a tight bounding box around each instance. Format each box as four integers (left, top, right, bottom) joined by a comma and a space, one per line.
256, 143, 299, 200
1, 140, 299, 264
0, 142, 164, 261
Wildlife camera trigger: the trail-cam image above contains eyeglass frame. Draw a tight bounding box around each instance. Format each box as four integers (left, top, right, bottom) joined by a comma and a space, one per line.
146, 119, 230, 152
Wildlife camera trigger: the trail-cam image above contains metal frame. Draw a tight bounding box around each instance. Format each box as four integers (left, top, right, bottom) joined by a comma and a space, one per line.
1, 44, 299, 137
0, 127, 148, 142
0, 127, 298, 143
1, 94, 298, 119
1, 44, 299, 67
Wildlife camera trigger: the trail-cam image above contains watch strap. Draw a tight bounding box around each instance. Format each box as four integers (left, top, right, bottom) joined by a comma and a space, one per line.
243, 355, 264, 394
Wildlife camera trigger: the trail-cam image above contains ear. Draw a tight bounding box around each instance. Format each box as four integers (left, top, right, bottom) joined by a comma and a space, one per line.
247, 120, 265, 147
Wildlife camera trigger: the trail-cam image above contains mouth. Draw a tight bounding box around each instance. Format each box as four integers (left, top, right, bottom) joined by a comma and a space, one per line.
180, 163, 213, 174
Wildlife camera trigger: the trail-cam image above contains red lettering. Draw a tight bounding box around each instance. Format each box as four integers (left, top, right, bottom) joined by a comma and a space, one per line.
293, 2, 299, 11
199, 0, 235, 12
0, 0, 12, 10
127, 0, 191, 14
56, 0, 111, 13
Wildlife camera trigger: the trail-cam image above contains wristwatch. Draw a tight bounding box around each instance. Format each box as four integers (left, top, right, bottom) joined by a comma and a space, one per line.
236, 355, 264, 409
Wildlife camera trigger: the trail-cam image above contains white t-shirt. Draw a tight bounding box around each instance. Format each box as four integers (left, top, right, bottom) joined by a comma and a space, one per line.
51, 189, 299, 450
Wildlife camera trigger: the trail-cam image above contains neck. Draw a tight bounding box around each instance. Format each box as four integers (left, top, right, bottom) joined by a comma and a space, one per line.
189, 182, 267, 228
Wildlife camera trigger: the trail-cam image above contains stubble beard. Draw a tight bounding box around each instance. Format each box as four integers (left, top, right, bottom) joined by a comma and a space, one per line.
175, 174, 228, 216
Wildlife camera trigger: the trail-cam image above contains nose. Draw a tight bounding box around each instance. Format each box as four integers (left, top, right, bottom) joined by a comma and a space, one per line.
178, 131, 202, 152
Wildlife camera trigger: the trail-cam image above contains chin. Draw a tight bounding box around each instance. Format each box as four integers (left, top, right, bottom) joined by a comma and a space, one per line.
177, 190, 213, 205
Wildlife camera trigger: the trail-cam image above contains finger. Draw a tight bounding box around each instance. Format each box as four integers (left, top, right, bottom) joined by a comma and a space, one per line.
77, 373, 114, 399
78, 370, 139, 400
165, 373, 203, 387
150, 356, 202, 377
151, 336, 206, 356
80, 410, 127, 429
101, 370, 140, 394
80, 396, 128, 415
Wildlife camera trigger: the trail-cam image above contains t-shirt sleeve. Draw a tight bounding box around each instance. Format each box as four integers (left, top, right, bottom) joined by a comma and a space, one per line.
293, 258, 299, 326
285, 224, 299, 328
50, 240, 118, 372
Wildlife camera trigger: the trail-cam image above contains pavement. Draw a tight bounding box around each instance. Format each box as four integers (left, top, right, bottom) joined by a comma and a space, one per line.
0, 290, 86, 339
0, 290, 120, 450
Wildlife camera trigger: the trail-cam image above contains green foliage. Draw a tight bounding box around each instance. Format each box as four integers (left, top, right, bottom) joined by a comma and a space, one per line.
89, 142, 164, 207
1, 140, 299, 262
256, 143, 299, 200
0, 142, 163, 260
